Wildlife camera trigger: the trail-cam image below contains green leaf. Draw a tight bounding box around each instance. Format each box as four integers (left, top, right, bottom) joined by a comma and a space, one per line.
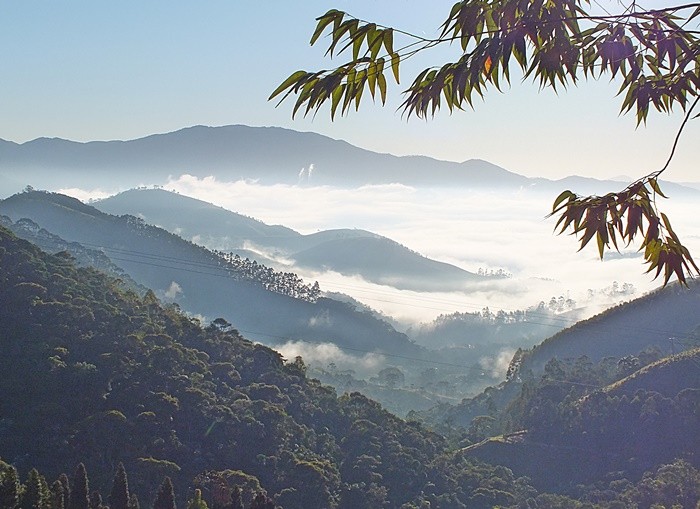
383, 29, 394, 56
310, 10, 341, 46
269, 70, 308, 101
377, 72, 387, 104
391, 52, 401, 83
551, 190, 575, 213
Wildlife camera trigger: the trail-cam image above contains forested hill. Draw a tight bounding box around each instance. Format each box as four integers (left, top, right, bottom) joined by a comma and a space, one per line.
0, 190, 419, 357
1, 225, 698, 508
0, 224, 446, 508
515, 281, 700, 374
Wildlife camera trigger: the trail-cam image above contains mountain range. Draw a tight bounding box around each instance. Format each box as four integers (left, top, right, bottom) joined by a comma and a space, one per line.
2, 124, 698, 199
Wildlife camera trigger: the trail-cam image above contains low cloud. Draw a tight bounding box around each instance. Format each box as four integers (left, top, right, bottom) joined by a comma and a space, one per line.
70, 175, 700, 329
479, 348, 517, 379
276, 340, 386, 377
163, 281, 183, 300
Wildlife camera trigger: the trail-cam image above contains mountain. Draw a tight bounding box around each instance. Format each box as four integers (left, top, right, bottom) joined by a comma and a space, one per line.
517, 281, 700, 374
291, 234, 479, 291
95, 188, 480, 291
0, 125, 528, 194
2, 223, 697, 508
461, 349, 700, 492
96, 188, 300, 251
413, 284, 700, 431
0, 190, 421, 359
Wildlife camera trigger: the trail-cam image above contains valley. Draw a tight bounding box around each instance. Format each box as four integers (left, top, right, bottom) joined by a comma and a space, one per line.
0, 125, 698, 508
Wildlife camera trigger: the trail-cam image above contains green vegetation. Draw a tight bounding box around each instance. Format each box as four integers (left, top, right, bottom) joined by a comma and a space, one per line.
0, 224, 698, 508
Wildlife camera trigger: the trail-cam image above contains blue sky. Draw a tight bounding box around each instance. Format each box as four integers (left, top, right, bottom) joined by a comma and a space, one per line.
2, 1, 698, 181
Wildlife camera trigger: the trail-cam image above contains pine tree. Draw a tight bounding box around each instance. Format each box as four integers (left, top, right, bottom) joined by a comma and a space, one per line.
127, 494, 139, 509
20, 469, 50, 509
108, 464, 129, 509
57, 475, 70, 509
152, 478, 175, 509
68, 465, 89, 509
0, 463, 21, 509
88, 492, 101, 509
50, 481, 64, 509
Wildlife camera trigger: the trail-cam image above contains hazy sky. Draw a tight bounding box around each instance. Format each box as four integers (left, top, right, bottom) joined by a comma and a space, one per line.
2, 1, 699, 181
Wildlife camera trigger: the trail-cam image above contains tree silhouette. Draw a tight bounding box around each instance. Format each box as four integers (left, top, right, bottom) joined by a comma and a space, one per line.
68, 465, 89, 509
153, 478, 176, 509
108, 464, 129, 509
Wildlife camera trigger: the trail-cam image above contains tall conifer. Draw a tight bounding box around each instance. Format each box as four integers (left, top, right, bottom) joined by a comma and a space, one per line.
152, 478, 175, 509
20, 469, 50, 509
108, 464, 129, 509
50, 480, 64, 509
0, 463, 21, 509
127, 494, 139, 509
57, 475, 70, 509
68, 464, 89, 509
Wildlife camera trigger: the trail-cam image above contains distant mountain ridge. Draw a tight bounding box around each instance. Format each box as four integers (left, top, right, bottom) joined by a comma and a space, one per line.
2, 124, 698, 200
96, 188, 480, 291
0, 124, 527, 192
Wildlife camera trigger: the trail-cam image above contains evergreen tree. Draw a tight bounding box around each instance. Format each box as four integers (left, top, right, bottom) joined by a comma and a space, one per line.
108, 464, 129, 509
20, 469, 50, 509
0, 462, 21, 509
152, 478, 175, 509
50, 481, 64, 509
57, 475, 69, 509
185, 490, 207, 509
68, 465, 89, 509
88, 492, 101, 509
127, 494, 139, 509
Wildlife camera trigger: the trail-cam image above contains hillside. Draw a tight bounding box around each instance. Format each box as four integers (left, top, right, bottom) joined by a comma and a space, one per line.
1, 224, 698, 508
0, 190, 420, 358
0, 224, 451, 508
96, 188, 300, 251
291, 235, 478, 291
517, 281, 700, 374
95, 188, 479, 291
462, 349, 700, 492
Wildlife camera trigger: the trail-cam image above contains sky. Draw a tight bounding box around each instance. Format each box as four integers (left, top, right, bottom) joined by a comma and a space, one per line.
2, 1, 699, 182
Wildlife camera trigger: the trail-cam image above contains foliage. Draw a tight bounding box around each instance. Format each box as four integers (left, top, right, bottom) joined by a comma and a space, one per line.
1, 225, 697, 507
271, 1, 700, 284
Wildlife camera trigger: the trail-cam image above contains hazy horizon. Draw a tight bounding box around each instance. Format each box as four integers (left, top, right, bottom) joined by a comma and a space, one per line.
55, 173, 700, 328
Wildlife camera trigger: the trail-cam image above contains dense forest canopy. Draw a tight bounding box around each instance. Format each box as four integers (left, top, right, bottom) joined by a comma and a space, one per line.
1, 216, 698, 507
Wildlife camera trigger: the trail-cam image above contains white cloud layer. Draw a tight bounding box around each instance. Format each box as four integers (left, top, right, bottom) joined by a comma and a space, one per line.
65, 174, 700, 327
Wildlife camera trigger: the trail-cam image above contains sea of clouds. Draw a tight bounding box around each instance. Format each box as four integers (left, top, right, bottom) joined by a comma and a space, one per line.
61, 174, 700, 328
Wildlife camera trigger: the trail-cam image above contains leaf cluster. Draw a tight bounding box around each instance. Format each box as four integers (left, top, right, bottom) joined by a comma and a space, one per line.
550, 177, 699, 285
269, 10, 401, 119
270, 1, 700, 285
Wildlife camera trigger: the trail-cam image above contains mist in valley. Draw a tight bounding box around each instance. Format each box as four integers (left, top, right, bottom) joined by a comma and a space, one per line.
48, 171, 700, 414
